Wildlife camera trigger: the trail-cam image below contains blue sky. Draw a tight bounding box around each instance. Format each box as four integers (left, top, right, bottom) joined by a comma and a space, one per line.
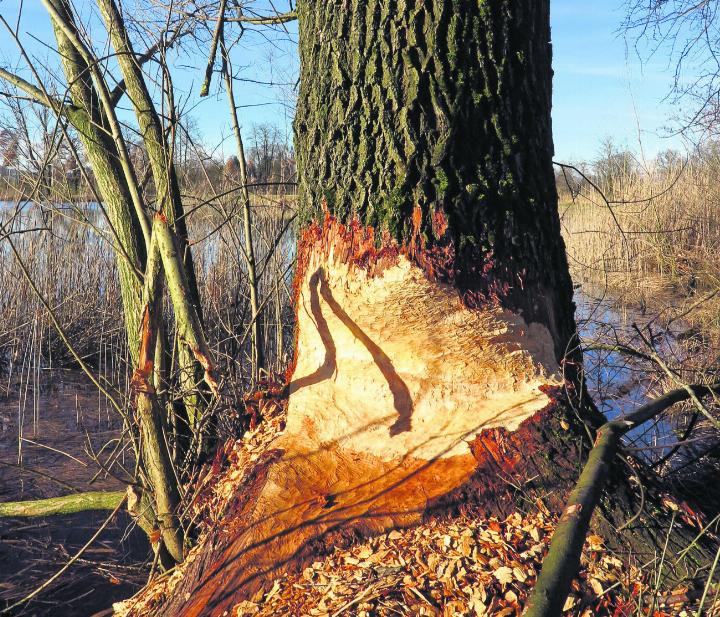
551, 1, 689, 163
0, 0, 691, 163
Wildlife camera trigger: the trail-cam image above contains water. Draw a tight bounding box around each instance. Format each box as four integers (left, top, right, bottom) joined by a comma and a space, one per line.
575, 284, 691, 461
0, 369, 146, 616
0, 200, 102, 210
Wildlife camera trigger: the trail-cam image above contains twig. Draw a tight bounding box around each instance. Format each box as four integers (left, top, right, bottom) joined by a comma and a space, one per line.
20, 436, 88, 467
633, 324, 720, 431
224, 10, 297, 25
331, 584, 378, 617
199, 0, 227, 97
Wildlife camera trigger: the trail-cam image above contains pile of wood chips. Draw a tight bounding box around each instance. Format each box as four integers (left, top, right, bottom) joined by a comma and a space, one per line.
232, 513, 638, 617
116, 392, 707, 617
191, 389, 289, 529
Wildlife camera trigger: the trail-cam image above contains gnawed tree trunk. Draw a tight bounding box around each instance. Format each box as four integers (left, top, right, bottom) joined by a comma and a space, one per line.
293, 0, 577, 362
132, 2, 714, 615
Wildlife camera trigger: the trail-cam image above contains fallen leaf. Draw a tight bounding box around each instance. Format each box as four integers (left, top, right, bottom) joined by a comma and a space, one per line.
590, 578, 604, 596
587, 534, 605, 551
512, 566, 527, 583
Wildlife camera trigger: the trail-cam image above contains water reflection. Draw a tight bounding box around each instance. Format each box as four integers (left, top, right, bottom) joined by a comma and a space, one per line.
575, 284, 694, 464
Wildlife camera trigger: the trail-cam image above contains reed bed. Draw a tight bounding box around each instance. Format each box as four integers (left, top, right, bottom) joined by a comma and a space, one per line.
560, 150, 720, 342
0, 190, 297, 437
560, 151, 720, 516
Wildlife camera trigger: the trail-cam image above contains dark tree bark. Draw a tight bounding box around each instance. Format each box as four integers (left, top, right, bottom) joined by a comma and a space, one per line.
131, 3, 716, 615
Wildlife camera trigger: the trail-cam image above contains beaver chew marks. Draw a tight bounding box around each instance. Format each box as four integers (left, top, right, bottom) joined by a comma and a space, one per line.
143, 221, 564, 617
288, 250, 561, 462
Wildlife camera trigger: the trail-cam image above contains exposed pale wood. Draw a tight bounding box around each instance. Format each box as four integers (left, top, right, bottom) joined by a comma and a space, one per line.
136, 224, 564, 616
288, 252, 560, 462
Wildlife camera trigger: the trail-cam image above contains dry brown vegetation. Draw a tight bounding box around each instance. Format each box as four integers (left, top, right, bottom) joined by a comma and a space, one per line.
558, 144, 720, 519
559, 144, 720, 342
0, 191, 297, 397
0, 186, 297, 614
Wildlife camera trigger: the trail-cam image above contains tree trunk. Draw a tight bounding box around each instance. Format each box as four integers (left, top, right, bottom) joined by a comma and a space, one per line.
133, 2, 713, 615
97, 0, 209, 432
294, 0, 576, 362
132, 223, 184, 563
48, 0, 147, 359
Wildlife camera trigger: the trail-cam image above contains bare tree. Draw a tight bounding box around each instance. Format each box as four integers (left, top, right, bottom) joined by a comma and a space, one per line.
0, 0, 218, 567
625, 0, 720, 137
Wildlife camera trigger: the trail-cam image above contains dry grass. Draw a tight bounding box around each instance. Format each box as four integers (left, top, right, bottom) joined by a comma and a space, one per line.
561, 150, 720, 505
0, 190, 297, 418
560, 152, 720, 343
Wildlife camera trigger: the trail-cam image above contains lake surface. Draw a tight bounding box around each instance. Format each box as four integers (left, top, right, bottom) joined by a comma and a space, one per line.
0, 200, 102, 210
575, 284, 692, 460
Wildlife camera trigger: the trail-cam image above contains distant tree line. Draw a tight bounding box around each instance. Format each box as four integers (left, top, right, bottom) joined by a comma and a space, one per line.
0, 115, 295, 202
223, 124, 295, 193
